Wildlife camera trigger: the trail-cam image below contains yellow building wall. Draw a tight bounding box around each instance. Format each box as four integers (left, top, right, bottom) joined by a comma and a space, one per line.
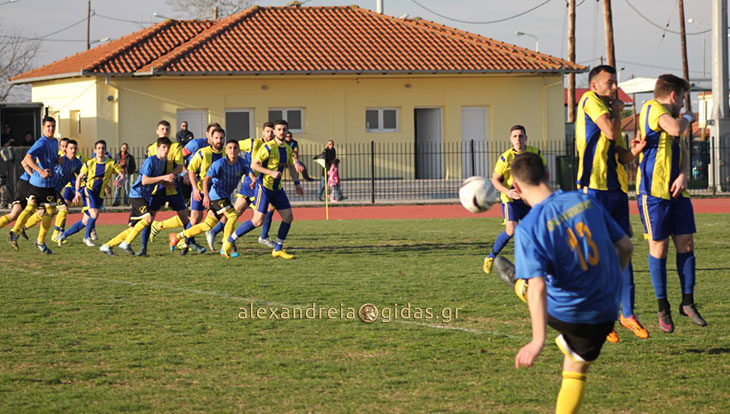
32, 73, 565, 177
31, 78, 98, 149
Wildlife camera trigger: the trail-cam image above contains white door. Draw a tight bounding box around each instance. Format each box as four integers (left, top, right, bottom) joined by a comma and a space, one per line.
176, 109, 206, 141
415, 108, 443, 179
461, 106, 489, 178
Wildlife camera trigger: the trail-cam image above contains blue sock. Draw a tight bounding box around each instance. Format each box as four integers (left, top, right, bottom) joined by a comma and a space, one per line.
184, 222, 193, 244
140, 226, 150, 250
84, 217, 96, 239
260, 210, 274, 239
230, 220, 255, 243
490, 231, 512, 257
620, 261, 636, 318
211, 221, 225, 236
648, 255, 668, 300
63, 220, 85, 237
676, 251, 695, 294
274, 221, 291, 252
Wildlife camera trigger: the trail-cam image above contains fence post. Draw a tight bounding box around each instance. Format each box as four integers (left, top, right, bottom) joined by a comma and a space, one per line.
370, 141, 375, 204
470, 139, 475, 177
711, 137, 717, 196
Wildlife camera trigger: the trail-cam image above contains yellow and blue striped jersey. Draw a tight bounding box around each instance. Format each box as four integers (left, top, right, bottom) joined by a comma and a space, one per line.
147, 141, 183, 195
253, 140, 293, 191
637, 99, 689, 200
494, 145, 546, 204
576, 91, 628, 193
188, 146, 223, 191
80, 157, 122, 194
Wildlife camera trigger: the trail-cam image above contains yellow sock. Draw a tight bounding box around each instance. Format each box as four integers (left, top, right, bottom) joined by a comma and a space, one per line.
556, 371, 587, 414
37, 207, 55, 244
160, 215, 184, 230
11, 204, 36, 233
55, 207, 68, 230
107, 228, 132, 247
0, 214, 10, 228
125, 220, 149, 244
25, 212, 43, 229
223, 210, 239, 244
183, 215, 218, 239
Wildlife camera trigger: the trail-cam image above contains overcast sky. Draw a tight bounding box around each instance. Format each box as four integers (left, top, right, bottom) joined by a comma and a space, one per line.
1, 0, 725, 101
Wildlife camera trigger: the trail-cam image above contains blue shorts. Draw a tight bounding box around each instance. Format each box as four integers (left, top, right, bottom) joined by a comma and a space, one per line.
62, 186, 75, 203
190, 193, 205, 212
254, 186, 290, 214
238, 181, 256, 199
502, 199, 530, 223
165, 193, 187, 212
84, 188, 104, 210
583, 188, 631, 237
638, 194, 696, 241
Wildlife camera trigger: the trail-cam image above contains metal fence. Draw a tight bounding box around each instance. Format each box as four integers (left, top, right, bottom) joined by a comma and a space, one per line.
1, 138, 728, 208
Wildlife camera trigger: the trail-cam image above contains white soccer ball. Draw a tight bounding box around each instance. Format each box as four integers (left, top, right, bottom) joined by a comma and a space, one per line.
459, 176, 497, 213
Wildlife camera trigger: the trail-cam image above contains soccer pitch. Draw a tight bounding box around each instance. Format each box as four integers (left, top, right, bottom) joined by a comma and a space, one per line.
1, 214, 729, 412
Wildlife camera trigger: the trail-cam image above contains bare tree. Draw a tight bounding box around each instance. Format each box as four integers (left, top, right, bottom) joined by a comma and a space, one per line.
166, 0, 255, 19
0, 29, 39, 102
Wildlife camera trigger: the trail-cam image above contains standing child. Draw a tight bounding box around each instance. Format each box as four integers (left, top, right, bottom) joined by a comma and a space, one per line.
328, 158, 342, 202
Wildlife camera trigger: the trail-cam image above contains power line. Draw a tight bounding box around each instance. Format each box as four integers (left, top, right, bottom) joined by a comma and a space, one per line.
408, 0, 553, 25
624, 0, 710, 35
578, 56, 704, 75
95, 14, 154, 25
0, 34, 88, 43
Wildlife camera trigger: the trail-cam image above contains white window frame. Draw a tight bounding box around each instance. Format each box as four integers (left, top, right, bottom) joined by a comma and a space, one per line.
366, 108, 399, 132
225, 109, 254, 139
268, 108, 304, 133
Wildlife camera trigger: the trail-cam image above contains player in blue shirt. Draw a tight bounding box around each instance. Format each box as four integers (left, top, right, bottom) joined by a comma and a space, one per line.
9, 116, 59, 252
169, 138, 248, 253
508, 152, 632, 414
100, 137, 176, 255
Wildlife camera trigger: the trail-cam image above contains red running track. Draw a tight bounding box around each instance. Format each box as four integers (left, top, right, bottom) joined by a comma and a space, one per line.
62, 198, 729, 225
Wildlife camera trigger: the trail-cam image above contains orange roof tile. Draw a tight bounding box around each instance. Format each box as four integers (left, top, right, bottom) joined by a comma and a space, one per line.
12, 5, 584, 83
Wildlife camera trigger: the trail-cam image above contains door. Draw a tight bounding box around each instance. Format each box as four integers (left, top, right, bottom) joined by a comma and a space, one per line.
461, 106, 489, 178
176, 109, 206, 141
414, 108, 442, 179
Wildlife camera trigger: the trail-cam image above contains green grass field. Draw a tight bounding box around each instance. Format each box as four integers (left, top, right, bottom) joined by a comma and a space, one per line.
1, 214, 729, 413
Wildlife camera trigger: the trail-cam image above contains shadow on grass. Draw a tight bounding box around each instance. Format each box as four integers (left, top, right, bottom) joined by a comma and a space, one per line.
685, 347, 730, 354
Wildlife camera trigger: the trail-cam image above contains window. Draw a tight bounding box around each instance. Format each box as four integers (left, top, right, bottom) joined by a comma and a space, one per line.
225, 109, 253, 139
268, 108, 303, 132
69, 110, 80, 138
366, 108, 399, 132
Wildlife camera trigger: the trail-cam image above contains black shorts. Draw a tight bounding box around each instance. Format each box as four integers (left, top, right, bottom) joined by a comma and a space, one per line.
129, 198, 153, 225
54, 190, 66, 207
548, 314, 614, 362
27, 184, 59, 206
209, 198, 232, 220
12, 180, 31, 207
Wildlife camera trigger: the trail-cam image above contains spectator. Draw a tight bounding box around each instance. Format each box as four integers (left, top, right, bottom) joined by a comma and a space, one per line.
112, 143, 137, 206
1, 124, 15, 147
176, 121, 194, 145
21, 131, 34, 146
284, 132, 313, 181
328, 158, 343, 202
316, 140, 336, 201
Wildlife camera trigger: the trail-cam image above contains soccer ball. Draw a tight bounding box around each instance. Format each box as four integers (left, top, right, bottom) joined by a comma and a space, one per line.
459, 176, 497, 213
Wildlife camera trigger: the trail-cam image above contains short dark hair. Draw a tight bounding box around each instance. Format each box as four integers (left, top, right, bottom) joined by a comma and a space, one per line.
654, 74, 690, 99
263, 121, 274, 129
333, 158, 340, 165
212, 127, 225, 137
273, 119, 288, 128
67, 139, 78, 147
510, 125, 526, 134
156, 137, 172, 147
511, 152, 547, 186
94, 139, 107, 148
59, 137, 70, 144
42, 116, 56, 125
157, 120, 171, 128
588, 65, 616, 83
207, 122, 221, 132
225, 139, 239, 148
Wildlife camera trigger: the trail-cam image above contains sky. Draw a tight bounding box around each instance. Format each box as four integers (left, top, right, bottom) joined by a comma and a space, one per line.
0, 0, 725, 106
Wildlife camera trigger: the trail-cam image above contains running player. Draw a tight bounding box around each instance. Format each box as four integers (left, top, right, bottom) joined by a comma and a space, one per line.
576, 65, 649, 342
57, 140, 123, 246
510, 152, 632, 414
223, 119, 303, 259
483, 125, 545, 274
169, 137, 247, 253
0, 158, 35, 240
637, 74, 706, 332
100, 137, 176, 255
9, 116, 59, 252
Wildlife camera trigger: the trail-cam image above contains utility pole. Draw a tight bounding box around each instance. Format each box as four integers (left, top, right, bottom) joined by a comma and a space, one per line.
678, 0, 692, 112
603, 0, 615, 67
567, 0, 576, 124
213, 6, 218, 19
86, 0, 91, 50
710, 0, 729, 192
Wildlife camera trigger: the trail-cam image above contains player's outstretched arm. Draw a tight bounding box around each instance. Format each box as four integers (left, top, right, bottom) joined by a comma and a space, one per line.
251, 158, 279, 179
491, 171, 518, 200
287, 163, 304, 195
613, 235, 633, 271
515, 277, 546, 369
